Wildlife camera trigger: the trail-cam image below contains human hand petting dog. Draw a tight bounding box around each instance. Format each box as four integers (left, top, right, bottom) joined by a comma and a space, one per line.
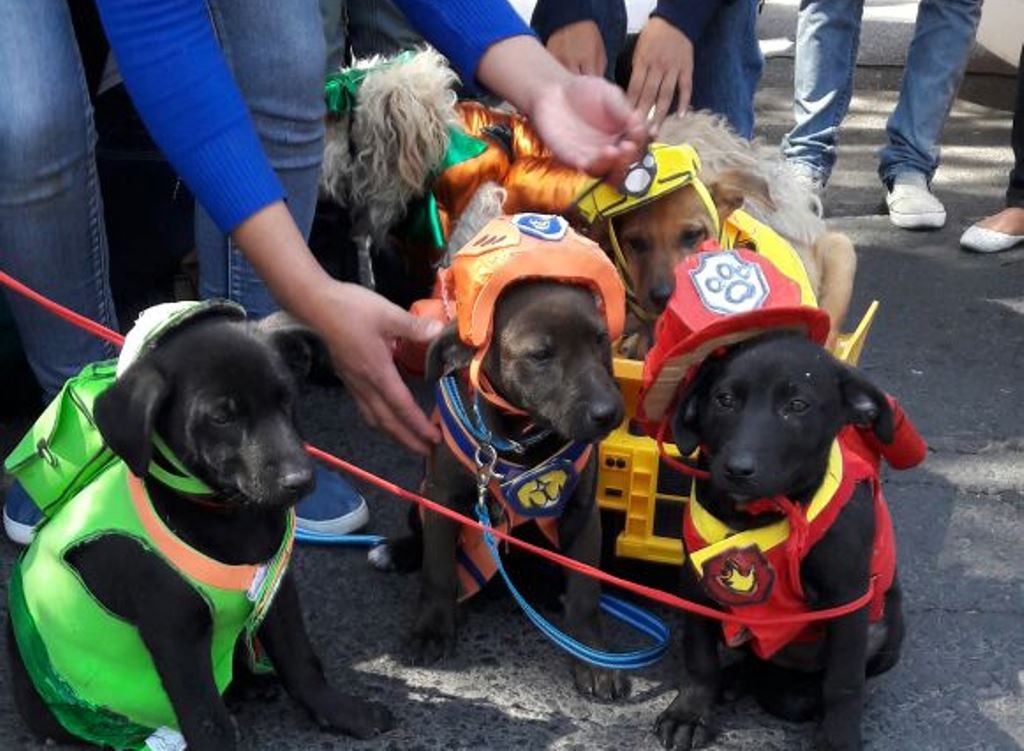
228, 33, 651, 454
627, 17, 694, 129
477, 35, 649, 185
232, 203, 442, 455
316, 282, 443, 455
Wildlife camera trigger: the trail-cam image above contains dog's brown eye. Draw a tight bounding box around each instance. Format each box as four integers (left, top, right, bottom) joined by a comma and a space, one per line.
787, 398, 810, 414
680, 227, 706, 247
624, 236, 649, 255
209, 398, 237, 426
527, 347, 553, 363
715, 392, 737, 409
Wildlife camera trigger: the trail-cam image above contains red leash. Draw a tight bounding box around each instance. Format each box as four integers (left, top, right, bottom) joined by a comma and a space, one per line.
0, 271, 125, 347
0, 269, 873, 627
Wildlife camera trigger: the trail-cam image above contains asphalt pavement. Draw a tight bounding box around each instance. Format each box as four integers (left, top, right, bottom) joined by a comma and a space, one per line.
1, 2, 1022, 749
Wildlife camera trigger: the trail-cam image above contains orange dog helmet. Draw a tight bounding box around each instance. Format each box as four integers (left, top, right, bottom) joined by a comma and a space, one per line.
637, 248, 830, 434
437, 213, 625, 400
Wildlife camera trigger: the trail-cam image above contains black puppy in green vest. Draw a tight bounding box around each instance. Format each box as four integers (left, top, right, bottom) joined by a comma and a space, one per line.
6, 301, 393, 750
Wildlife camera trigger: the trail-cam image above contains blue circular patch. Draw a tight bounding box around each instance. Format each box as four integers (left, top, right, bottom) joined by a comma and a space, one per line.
514, 213, 568, 241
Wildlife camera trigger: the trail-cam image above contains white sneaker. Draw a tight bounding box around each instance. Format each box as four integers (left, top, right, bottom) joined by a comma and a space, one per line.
886, 173, 946, 230
959, 225, 1024, 254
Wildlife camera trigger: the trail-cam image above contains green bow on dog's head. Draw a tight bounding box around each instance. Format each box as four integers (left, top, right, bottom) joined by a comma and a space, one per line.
324, 50, 418, 117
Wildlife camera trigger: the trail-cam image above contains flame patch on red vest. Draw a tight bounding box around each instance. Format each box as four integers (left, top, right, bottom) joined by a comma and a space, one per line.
699, 545, 775, 606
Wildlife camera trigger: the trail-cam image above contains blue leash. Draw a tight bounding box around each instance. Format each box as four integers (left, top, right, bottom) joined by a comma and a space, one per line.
475, 499, 669, 670
295, 529, 386, 547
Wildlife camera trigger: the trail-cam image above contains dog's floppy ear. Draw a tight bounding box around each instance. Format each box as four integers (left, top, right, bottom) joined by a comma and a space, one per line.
671, 387, 702, 456
707, 168, 775, 221
671, 362, 716, 455
573, 211, 611, 249
671, 357, 726, 454
257, 312, 327, 382
425, 323, 474, 382
838, 364, 894, 444
94, 360, 169, 476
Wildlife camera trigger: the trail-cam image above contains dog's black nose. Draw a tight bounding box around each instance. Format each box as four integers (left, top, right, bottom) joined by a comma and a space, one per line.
647, 281, 675, 311
724, 454, 756, 480
589, 400, 623, 431
278, 468, 314, 496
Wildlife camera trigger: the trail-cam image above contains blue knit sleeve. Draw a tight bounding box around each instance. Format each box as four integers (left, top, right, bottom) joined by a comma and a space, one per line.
94, 0, 284, 233
393, 0, 534, 87
94, 0, 531, 232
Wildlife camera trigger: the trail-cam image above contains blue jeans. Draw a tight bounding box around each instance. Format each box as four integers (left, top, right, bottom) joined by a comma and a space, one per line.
196, 0, 326, 318
320, 0, 423, 72
690, 0, 763, 139
533, 0, 762, 138
0, 0, 119, 401
1009, 45, 1024, 208
782, 0, 982, 185
0, 0, 326, 401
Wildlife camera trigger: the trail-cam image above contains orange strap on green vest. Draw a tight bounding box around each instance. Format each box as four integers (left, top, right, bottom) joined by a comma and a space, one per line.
9, 461, 294, 749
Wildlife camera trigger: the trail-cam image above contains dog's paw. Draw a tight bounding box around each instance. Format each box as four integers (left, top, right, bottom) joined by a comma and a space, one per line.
572, 662, 631, 702
224, 673, 281, 707
408, 628, 456, 665
317, 695, 394, 739
367, 542, 395, 572
653, 701, 715, 750
186, 712, 240, 751
814, 721, 862, 751
408, 602, 456, 665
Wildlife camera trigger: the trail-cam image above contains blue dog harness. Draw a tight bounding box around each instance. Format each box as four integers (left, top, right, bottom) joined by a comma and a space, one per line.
432, 374, 669, 669
434, 374, 593, 597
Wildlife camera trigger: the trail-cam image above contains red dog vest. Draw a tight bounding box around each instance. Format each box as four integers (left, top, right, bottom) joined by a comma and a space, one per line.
684, 429, 897, 660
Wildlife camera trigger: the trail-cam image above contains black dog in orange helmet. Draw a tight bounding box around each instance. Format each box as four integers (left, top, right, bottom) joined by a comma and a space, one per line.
379, 214, 630, 700
637, 249, 925, 750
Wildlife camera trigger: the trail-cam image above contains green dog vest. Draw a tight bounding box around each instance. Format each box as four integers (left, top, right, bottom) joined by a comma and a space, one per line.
9, 461, 295, 749
6, 299, 293, 750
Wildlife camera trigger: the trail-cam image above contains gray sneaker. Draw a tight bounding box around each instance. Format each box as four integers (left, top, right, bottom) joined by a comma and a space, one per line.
786, 162, 827, 218
886, 172, 946, 230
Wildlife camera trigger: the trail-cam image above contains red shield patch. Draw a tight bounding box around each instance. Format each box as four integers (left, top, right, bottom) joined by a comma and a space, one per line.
699, 545, 775, 606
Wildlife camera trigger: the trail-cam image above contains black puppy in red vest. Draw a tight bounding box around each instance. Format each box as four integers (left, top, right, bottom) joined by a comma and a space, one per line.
637, 249, 926, 750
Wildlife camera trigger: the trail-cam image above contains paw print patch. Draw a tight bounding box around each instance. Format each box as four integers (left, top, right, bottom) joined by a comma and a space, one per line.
621, 152, 657, 197
515, 469, 569, 509
689, 250, 769, 315
513, 213, 568, 241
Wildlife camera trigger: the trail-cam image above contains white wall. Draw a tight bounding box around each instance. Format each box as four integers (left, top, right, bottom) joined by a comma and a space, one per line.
976, 0, 1022, 66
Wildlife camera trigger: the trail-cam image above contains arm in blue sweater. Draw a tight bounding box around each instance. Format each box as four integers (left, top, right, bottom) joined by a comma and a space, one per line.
94, 0, 530, 233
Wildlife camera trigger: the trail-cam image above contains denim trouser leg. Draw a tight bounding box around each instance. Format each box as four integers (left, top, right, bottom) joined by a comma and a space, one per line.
531, 0, 627, 81
690, 0, 764, 139
197, 0, 326, 319
321, 0, 347, 73
781, 0, 866, 181
0, 0, 118, 401
1008, 45, 1024, 208
878, 0, 982, 184
321, 0, 424, 72
346, 0, 424, 61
